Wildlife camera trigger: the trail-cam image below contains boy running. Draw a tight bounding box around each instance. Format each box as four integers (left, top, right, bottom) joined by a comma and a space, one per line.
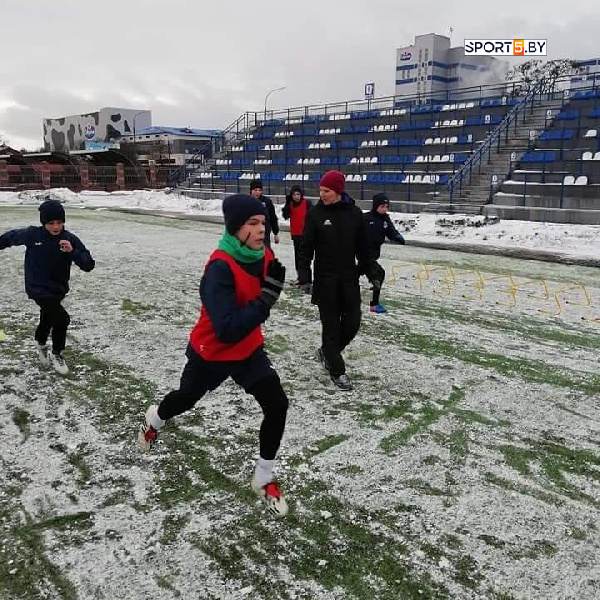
138, 193, 290, 517
363, 193, 405, 313
0, 199, 95, 374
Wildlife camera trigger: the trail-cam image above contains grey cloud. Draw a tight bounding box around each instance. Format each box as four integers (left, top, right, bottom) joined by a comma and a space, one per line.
0, 0, 598, 148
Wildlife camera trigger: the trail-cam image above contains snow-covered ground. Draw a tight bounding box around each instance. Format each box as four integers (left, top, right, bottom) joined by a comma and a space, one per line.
1, 204, 599, 600
1, 187, 599, 261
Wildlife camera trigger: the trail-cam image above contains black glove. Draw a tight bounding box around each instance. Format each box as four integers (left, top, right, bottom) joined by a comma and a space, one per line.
260, 259, 286, 306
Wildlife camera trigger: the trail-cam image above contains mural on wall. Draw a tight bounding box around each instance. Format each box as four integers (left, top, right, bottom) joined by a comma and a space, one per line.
43, 109, 150, 152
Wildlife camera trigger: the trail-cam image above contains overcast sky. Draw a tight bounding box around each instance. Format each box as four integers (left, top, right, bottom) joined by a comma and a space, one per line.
0, 0, 598, 149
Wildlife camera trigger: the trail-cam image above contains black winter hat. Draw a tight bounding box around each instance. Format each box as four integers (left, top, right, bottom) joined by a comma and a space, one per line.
249, 178, 263, 191
289, 184, 304, 196
372, 193, 389, 210
39, 199, 66, 224
222, 194, 266, 234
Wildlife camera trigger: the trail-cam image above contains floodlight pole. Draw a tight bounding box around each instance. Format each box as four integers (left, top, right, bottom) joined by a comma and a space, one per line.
264, 87, 287, 120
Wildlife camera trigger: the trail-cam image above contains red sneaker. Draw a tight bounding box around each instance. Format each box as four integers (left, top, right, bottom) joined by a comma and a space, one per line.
138, 423, 158, 451
251, 479, 289, 517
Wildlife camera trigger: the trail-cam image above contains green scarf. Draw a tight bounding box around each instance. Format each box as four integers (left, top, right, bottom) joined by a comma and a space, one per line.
218, 231, 265, 263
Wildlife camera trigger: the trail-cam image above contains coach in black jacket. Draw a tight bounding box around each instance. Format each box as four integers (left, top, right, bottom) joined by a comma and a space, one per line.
298, 170, 376, 391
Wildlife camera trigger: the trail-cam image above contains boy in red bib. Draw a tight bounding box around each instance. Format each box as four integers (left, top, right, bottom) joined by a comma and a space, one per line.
282, 184, 312, 284
138, 194, 289, 517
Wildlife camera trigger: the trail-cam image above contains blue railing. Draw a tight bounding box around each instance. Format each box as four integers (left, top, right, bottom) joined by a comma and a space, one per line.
447, 78, 548, 203
167, 112, 255, 185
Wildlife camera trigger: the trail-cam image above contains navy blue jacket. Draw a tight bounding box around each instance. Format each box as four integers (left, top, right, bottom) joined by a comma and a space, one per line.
0, 226, 95, 300
199, 257, 271, 344
259, 195, 279, 248
364, 210, 405, 260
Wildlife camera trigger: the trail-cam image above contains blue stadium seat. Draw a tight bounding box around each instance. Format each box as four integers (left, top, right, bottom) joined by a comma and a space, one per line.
555, 110, 579, 121
366, 173, 385, 183
573, 90, 595, 100
220, 172, 241, 180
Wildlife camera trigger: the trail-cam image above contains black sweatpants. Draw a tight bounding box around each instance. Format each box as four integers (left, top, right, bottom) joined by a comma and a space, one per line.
292, 235, 311, 281
370, 262, 385, 306
318, 294, 361, 377
157, 345, 289, 460
34, 298, 70, 355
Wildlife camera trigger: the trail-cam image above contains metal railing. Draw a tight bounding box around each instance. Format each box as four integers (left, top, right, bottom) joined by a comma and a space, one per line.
447, 78, 551, 203
171, 80, 541, 187
167, 112, 256, 186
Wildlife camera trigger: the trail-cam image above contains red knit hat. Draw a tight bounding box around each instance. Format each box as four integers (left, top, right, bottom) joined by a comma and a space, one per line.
319, 170, 345, 195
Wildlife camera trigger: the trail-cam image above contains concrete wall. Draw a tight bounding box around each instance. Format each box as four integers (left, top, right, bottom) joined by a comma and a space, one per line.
43, 108, 152, 152
485, 204, 600, 224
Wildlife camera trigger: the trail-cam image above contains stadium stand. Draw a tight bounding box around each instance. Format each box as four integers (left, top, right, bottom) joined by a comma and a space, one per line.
488, 85, 600, 222
182, 78, 600, 223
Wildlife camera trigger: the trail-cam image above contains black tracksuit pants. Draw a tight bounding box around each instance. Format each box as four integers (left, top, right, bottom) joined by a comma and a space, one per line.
157, 345, 288, 460
318, 291, 361, 378
292, 235, 311, 281
370, 262, 385, 306
34, 298, 70, 355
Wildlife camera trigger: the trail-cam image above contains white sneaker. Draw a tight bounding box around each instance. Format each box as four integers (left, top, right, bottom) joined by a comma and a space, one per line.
36, 343, 50, 366
49, 352, 69, 375
251, 478, 289, 518
137, 405, 162, 452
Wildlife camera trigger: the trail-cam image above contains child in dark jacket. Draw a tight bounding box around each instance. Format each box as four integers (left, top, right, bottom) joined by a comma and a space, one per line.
281, 184, 312, 284
250, 179, 280, 248
0, 199, 95, 374
138, 194, 290, 517
363, 193, 405, 314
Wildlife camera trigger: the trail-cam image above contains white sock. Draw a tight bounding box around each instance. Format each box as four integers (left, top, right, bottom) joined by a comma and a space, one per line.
146, 405, 166, 430
253, 457, 275, 488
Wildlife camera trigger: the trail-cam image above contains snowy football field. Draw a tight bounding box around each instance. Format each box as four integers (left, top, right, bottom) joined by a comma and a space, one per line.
1, 205, 599, 600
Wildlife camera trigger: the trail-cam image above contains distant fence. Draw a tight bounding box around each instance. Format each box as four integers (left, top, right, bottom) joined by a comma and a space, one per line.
0, 161, 178, 192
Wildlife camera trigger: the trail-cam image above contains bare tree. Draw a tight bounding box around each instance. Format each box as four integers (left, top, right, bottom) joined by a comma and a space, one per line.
506, 58, 578, 93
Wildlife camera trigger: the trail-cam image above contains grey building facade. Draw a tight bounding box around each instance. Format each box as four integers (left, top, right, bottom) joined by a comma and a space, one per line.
395, 33, 508, 100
